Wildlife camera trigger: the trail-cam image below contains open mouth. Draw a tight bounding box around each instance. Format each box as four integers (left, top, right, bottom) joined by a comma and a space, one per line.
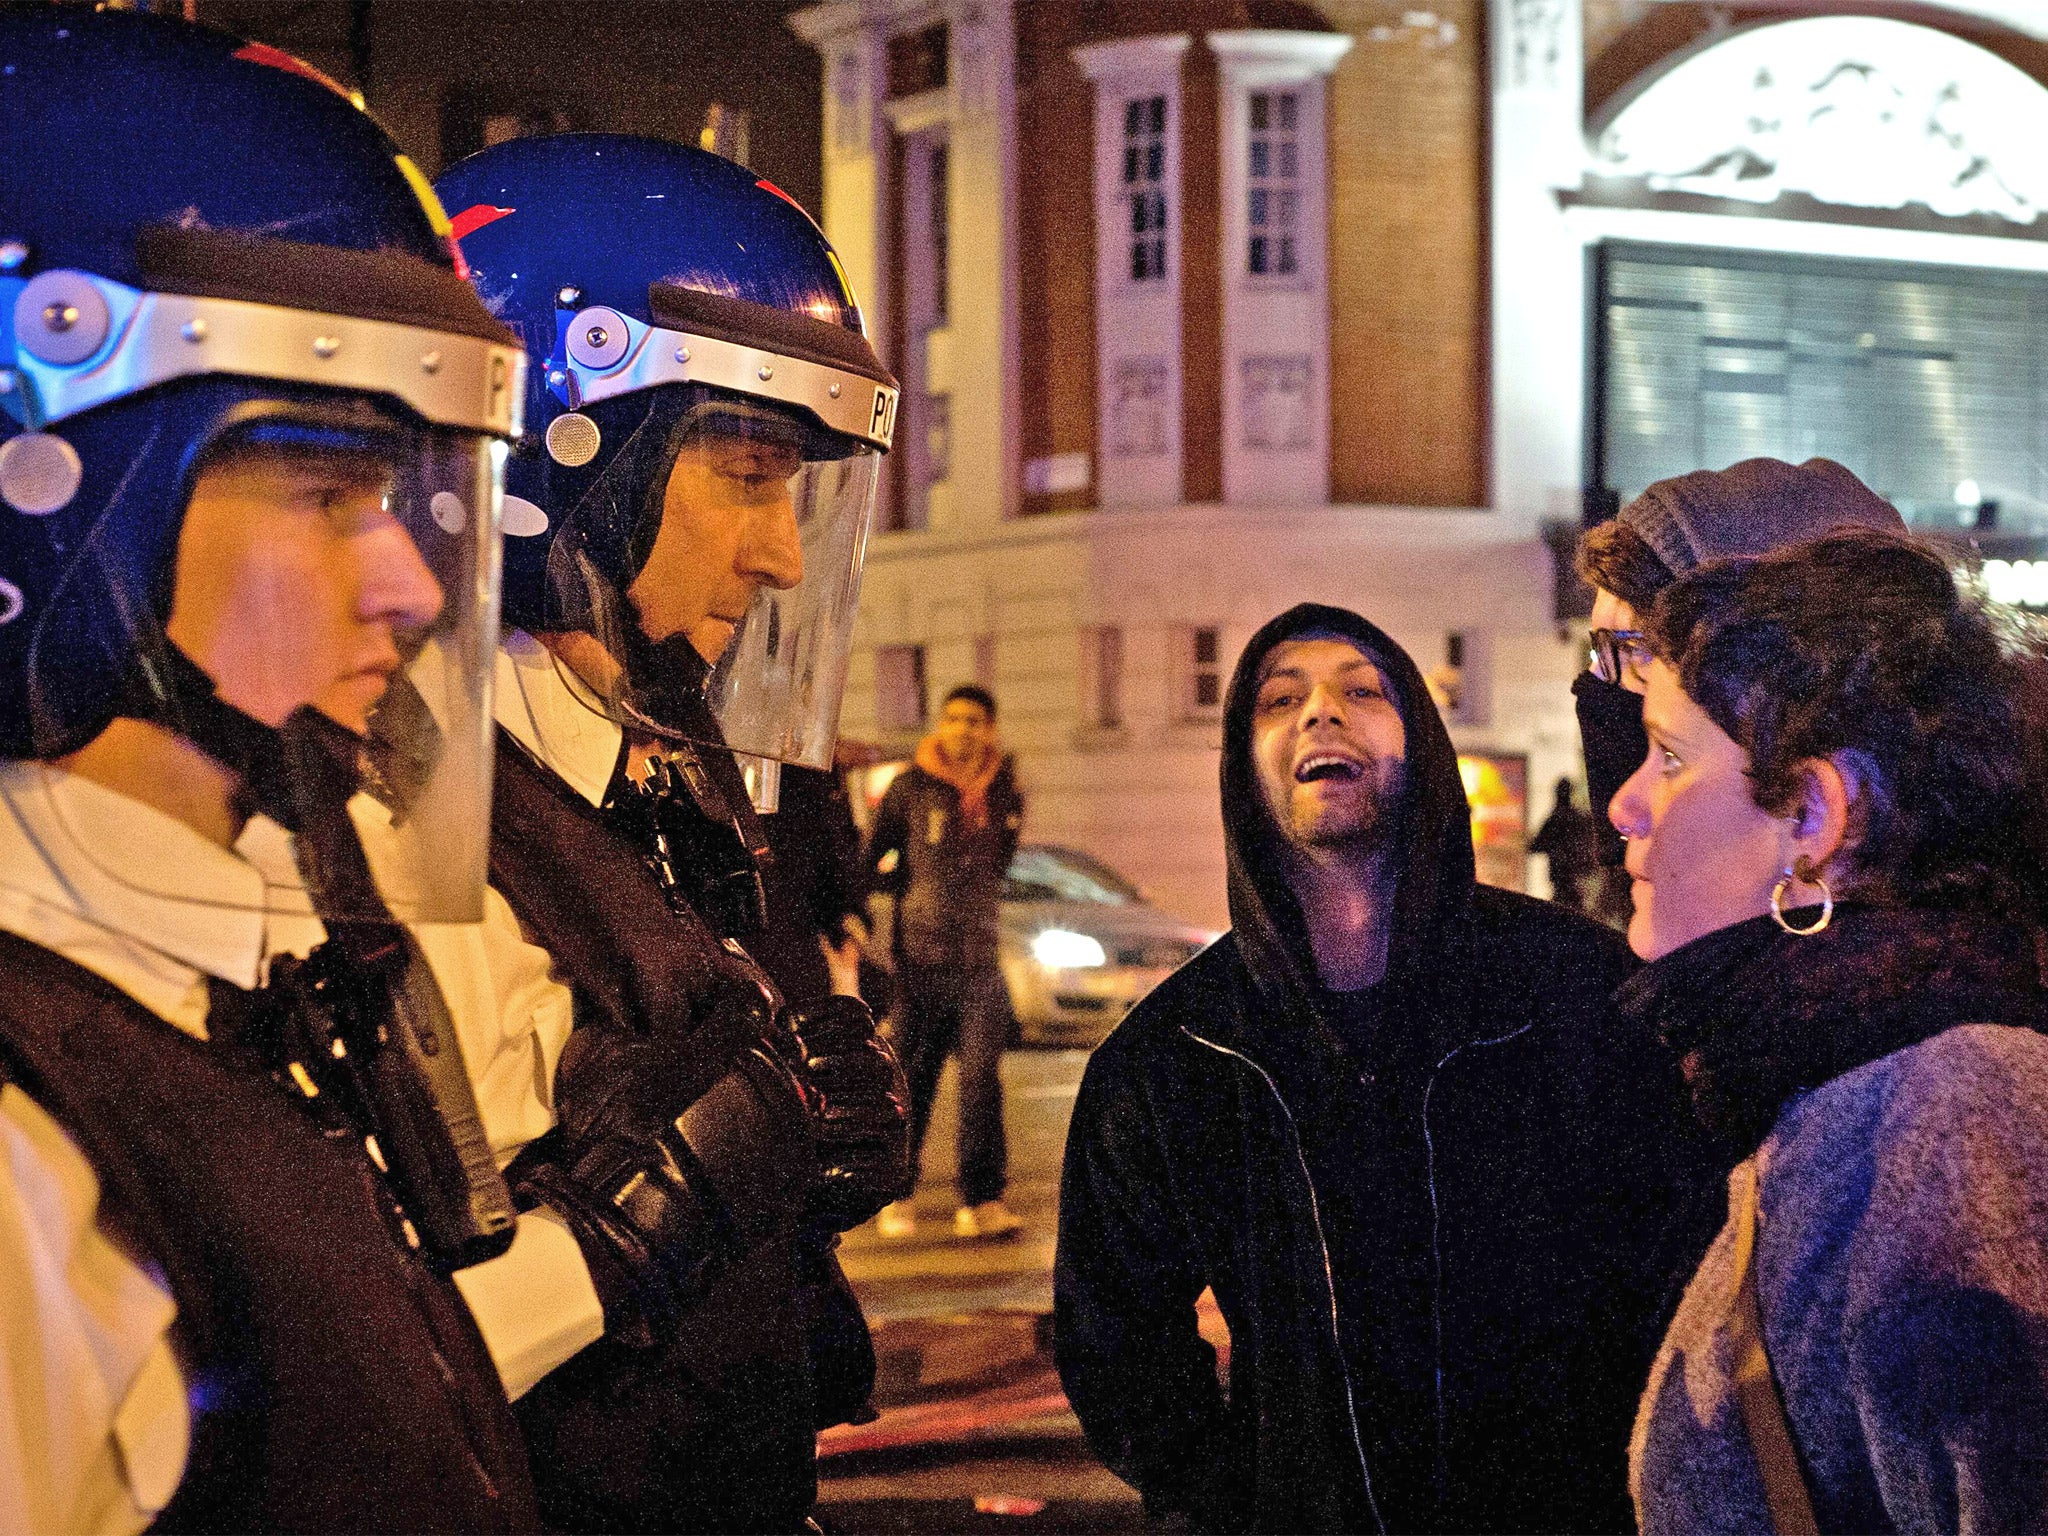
1295, 752, 1365, 784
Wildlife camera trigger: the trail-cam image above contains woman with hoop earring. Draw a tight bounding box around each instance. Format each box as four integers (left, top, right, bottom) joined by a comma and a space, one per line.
1608, 527, 2048, 1534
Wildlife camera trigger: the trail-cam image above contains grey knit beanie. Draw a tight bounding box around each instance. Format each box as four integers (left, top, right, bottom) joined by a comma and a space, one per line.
1619, 457, 1905, 578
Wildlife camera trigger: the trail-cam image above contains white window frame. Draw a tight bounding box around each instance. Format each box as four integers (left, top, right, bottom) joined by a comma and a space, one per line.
875, 643, 929, 734
1075, 33, 1191, 510
1244, 85, 1306, 286
1081, 624, 1126, 730
1177, 624, 1226, 722
1210, 29, 1353, 508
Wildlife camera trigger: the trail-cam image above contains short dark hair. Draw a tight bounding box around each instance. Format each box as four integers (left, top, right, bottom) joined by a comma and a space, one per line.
1576, 517, 1675, 612
1647, 528, 2048, 914
942, 683, 996, 720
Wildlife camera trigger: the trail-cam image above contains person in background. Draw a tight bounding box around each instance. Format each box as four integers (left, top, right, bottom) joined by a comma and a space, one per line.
1055, 603, 1707, 1533
1617, 529, 2048, 1533
438, 134, 910, 1531
753, 762, 872, 1011
865, 684, 1026, 1240
1529, 775, 1597, 914
1572, 457, 1905, 919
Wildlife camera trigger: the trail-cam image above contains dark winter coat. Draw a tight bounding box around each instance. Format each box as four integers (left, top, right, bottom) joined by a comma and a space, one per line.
752, 764, 869, 1011
1624, 905, 2048, 1534
1054, 603, 1715, 1534
863, 757, 1023, 971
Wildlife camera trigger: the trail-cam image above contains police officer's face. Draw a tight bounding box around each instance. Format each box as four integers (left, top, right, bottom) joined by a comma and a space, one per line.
166, 445, 442, 733
1252, 638, 1407, 853
631, 426, 805, 664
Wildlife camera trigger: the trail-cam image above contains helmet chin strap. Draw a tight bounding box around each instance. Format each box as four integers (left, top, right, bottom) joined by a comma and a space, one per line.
610, 624, 775, 937
120, 640, 398, 915
122, 640, 519, 1269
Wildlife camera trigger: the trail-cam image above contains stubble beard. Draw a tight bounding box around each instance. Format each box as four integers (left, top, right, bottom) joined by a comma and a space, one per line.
1283, 757, 1405, 857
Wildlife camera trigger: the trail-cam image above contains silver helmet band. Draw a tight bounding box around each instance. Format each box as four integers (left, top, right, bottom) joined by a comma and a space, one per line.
548, 303, 897, 453
4, 270, 526, 438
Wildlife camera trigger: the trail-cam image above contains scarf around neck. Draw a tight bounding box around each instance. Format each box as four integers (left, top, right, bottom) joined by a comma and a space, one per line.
1616, 904, 2048, 1165
913, 732, 1001, 831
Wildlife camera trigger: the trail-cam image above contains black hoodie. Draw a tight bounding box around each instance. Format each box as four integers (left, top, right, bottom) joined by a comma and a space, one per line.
1054, 604, 1715, 1534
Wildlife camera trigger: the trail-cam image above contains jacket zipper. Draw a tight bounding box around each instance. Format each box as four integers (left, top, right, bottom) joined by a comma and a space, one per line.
1420, 1024, 1534, 1505
1182, 1026, 1387, 1536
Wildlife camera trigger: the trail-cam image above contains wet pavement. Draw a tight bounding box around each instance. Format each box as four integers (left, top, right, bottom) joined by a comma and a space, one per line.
818, 1049, 1153, 1533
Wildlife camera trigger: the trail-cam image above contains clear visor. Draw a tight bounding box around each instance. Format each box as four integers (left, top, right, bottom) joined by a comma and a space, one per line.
27, 416, 505, 922
537, 406, 879, 769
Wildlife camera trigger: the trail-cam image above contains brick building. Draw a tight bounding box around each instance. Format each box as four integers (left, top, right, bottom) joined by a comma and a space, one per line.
788, 0, 2048, 929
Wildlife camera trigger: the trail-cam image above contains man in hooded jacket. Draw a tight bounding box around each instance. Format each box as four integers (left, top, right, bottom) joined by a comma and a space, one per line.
1054, 603, 1712, 1534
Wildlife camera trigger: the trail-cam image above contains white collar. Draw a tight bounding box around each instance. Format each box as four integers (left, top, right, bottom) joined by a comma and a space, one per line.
0, 761, 272, 1031
495, 631, 623, 810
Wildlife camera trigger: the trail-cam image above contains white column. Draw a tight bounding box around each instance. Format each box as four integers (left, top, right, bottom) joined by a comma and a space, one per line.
1074, 34, 1192, 510
943, 0, 1019, 528
791, 6, 890, 358
1489, 0, 1588, 532
1209, 30, 1353, 508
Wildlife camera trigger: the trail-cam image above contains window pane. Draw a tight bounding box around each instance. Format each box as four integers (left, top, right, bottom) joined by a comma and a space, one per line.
1278, 92, 1298, 131
1278, 237, 1296, 275
1277, 189, 1299, 229
1148, 238, 1164, 274
1250, 92, 1268, 132
1147, 95, 1165, 134
1250, 140, 1269, 178
1249, 187, 1268, 226
1194, 673, 1221, 708
1249, 236, 1267, 275
1125, 98, 1142, 136
1147, 141, 1163, 180
1194, 627, 1219, 665
1278, 140, 1298, 179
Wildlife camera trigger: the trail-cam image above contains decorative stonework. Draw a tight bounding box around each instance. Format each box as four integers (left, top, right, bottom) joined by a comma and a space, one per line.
1593, 17, 2048, 225
1241, 355, 1312, 451
953, 3, 996, 118
1508, 0, 1567, 91
829, 48, 870, 155
1109, 359, 1169, 457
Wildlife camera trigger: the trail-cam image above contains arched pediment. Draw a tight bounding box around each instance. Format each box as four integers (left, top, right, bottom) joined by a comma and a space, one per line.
1589, 16, 2048, 227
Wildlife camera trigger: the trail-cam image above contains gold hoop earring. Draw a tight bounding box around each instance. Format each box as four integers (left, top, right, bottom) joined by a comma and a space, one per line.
1771, 869, 1832, 936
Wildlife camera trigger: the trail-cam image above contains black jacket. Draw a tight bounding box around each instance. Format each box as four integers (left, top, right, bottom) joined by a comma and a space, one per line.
0, 933, 538, 1534
488, 733, 822, 1533
1054, 604, 1713, 1534
752, 765, 868, 1011
864, 756, 1023, 970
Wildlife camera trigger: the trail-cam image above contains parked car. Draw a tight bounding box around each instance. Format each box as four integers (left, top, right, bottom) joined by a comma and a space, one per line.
998, 844, 1219, 1049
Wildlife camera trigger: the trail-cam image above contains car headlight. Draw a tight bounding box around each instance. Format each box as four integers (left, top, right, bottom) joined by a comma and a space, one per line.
1031, 928, 1107, 969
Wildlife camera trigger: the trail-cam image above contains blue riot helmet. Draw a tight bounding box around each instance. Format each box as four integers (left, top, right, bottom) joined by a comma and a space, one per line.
0, 9, 525, 923
436, 134, 896, 772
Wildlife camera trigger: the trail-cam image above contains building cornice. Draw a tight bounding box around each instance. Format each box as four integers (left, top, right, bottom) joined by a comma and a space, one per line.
1206, 28, 1355, 82
1072, 33, 1192, 83
789, 0, 946, 47
883, 85, 950, 135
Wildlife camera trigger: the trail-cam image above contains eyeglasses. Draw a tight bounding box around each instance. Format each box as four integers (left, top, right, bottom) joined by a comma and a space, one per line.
1588, 628, 1652, 687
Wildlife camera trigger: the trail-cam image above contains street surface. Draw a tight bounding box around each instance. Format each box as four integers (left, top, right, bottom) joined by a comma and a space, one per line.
819, 1048, 1152, 1533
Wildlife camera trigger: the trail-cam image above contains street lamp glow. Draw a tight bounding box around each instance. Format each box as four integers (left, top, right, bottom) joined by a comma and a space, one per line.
1955, 478, 1982, 507
1032, 928, 1107, 969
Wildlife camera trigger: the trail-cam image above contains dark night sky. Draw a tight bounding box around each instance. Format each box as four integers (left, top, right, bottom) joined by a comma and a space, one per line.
197, 0, 826, 210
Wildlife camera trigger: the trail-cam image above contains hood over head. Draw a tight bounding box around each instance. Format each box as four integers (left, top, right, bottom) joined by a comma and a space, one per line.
1221, 603, 1475, 1014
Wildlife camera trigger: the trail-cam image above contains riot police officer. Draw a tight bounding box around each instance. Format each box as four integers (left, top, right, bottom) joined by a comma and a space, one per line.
0, 10, 538, 1529
436, 136, 910, 1531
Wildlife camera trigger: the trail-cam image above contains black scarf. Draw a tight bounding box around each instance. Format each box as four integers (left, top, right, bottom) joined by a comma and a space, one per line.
1616, 904, 2048, 1165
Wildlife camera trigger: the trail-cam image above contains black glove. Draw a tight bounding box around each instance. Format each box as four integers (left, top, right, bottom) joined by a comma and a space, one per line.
510, 1014, 814, 1349
788, 996, 912, 1231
